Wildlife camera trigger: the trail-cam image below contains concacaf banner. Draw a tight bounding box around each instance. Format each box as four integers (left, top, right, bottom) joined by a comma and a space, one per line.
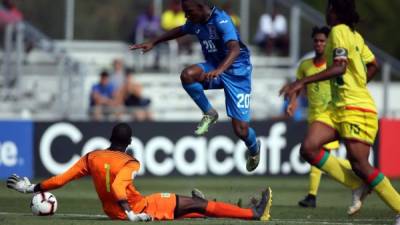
33, 121, 378, 177
0, 121, 33, 179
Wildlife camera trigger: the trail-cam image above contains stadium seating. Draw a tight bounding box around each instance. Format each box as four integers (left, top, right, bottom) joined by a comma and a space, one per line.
1, 39, 400, 121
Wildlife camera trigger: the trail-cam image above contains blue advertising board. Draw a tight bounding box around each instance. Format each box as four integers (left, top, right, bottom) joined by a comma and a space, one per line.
0, 121, 33, 179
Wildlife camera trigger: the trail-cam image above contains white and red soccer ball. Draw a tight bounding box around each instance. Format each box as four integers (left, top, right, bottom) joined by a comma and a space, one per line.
30, 192, 58, 216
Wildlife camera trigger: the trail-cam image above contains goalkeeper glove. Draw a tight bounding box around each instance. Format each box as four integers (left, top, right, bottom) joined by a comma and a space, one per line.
6, 174, 36, 193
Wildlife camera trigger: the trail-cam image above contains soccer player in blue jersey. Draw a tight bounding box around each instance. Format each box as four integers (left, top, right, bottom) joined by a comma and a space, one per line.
130, 0, 260, 171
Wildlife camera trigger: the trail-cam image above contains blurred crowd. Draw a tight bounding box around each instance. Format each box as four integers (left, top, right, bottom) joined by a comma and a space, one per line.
129, 0, 289, 58
72, 1, 291, 121
1, 0, 292, 121
89, 58, 152, 122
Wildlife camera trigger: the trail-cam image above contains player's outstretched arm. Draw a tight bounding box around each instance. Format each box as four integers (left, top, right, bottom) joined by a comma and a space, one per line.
6, 174, 36, 193
129, 26, 186, 53
280, 60, 346, 98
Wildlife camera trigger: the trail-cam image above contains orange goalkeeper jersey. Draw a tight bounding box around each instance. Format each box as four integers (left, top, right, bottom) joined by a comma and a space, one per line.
40, 150, 146, 220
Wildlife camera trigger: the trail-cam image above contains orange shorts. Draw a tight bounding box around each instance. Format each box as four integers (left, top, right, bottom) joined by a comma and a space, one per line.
143, 193, 176, 220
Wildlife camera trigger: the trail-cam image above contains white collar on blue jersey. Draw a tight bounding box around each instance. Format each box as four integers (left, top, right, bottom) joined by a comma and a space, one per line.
205, 6, 217, 23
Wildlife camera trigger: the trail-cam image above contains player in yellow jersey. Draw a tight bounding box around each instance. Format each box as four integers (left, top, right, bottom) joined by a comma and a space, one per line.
280, 0, 400, 223
287, 26, 351, 208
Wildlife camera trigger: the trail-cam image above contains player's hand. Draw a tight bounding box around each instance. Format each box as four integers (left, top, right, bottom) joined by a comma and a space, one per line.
6, 174, 35, 193
204, 69, 223, 80
279, 80, 304, 99
286, 98, 298, 117
129, 42, 155, 54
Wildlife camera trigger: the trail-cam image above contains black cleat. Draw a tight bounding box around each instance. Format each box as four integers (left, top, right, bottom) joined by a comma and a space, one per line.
298, 194, 316, 208
191, 188, 206, 199
253, 187, 272, 221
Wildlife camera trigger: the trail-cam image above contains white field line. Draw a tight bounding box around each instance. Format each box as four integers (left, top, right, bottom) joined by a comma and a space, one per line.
0, 211, 107, 218
0, 212, 392, 225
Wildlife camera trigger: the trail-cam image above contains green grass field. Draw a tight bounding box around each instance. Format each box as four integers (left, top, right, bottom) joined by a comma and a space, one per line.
0, 176, 399, 225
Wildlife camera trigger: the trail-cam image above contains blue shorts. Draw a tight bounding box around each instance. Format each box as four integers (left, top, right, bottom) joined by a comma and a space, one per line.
197, 62, 252, 122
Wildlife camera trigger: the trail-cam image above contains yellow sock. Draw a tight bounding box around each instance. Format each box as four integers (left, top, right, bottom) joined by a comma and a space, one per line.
314, 151, 363, 190
337, 158, 352, 170
309, 166, 322, 196
370, 174, 400, 213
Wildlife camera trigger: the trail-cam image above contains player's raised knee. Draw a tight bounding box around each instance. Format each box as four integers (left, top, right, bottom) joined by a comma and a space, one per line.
180, 67, 200, 84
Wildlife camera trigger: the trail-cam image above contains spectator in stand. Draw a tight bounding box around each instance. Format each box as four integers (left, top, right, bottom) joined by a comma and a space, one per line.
122, 68, 152, 121
132, 4, 161, 44
222, 1, 240, 28
90, 71, 120, 121
131, 4, 162, 70
110, 58, 126, 93
0, 0, 22, 29
0, 0, 22, 50
161, 0, 192, 54
254, 7, 289, 56
0, 0, 42, 55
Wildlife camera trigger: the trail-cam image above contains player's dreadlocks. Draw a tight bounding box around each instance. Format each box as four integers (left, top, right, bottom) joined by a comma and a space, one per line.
328, 0, 360, 30
311, 26, 331, 38
181, 0, 215, 9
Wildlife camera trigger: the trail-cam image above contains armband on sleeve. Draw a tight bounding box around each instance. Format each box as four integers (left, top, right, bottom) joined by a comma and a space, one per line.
333, 48, 348, 62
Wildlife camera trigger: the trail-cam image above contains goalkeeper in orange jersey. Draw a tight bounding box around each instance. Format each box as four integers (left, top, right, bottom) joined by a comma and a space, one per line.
7, 123, 272, 222
289, 26, 352, 208
280, 0, 400, 223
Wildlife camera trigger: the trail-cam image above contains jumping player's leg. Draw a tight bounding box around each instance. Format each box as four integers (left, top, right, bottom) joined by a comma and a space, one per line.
231, 120, 259, 156
231, 119, 260, 172
220, 71, 260, 171
180, 64, 219, 135
345, 140, 400, 214
181, 64, 214, 114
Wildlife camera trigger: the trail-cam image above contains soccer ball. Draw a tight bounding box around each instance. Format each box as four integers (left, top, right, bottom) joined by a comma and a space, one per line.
30, 192, 58, 216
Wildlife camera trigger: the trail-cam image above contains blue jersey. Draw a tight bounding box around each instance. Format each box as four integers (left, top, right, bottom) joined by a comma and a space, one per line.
181, 8, 251, 71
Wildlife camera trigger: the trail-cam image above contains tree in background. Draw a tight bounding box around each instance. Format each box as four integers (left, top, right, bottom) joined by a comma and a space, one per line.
11, 0, 400, 59
304, 0, 400, 59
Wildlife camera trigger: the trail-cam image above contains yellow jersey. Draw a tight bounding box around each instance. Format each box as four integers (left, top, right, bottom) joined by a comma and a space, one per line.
324, 24, 376, 112
296, 58, 330, 120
